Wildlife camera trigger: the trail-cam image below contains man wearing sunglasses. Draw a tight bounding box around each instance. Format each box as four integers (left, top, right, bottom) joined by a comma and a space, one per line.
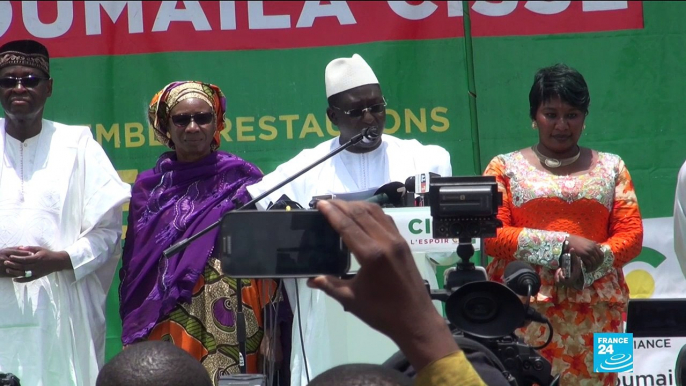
0, 40, 131, 386
246, 53, 452, 386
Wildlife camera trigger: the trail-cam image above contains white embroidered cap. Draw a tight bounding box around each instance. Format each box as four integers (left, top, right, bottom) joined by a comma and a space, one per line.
325, 54, 379, 98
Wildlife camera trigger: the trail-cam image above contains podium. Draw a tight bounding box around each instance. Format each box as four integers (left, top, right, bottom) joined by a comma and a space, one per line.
319, 207, 482, 369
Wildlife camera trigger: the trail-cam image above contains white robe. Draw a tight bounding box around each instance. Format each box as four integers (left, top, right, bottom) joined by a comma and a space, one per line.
246, 134, 451, 386
0, 119, 131, 386
673, 160, 686, 281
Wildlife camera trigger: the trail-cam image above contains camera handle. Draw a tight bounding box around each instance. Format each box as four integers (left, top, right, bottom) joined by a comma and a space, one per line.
444, 238, 488, 291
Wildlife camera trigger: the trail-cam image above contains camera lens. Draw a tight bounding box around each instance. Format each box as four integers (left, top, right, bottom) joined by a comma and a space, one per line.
463, 293, 498, 322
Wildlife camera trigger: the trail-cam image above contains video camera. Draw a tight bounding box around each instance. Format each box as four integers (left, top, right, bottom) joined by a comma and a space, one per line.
385, 176, 560, 386
0, 373, 20, 386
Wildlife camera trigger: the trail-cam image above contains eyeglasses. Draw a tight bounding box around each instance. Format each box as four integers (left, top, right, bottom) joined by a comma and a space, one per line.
170, 112, 214, 128
331, 97, 387, 118
0, 75, 50, 89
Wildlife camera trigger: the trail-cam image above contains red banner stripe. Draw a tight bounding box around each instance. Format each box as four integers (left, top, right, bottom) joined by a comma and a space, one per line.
0, 1, 644, 58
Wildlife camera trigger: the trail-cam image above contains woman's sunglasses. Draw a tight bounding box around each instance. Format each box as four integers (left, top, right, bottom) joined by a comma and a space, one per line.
0, 75, 50, 89
170, 112, 214, 128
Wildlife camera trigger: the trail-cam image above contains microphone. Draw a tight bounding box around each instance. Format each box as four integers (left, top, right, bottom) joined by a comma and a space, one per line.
266, 194, 305, 210
163, 128, 373, 258
366, 182, 406, 207
404, 172, 440, 206
504, 261, 550, 325
504, 261, 542, 298
525, 307, 549, 324
361, 126, 380, 144
404, 172, 440, 194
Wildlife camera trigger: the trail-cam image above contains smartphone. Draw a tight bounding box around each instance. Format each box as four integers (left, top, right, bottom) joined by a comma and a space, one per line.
219, 210, 350, 278
560, 253, 571, 279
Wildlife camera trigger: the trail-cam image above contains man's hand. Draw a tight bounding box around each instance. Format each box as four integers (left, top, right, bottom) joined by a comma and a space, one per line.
0, 248, 33, 278
308, 200, 460, 372
3, 246, 72, 283
567, 235, 603, 272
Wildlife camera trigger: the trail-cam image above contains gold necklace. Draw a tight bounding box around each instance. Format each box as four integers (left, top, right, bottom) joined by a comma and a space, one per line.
531, 144, 581, 168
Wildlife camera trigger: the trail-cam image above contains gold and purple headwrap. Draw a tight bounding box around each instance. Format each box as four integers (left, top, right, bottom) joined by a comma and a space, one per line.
0, 40, 50, 76
148, 81, 226, 150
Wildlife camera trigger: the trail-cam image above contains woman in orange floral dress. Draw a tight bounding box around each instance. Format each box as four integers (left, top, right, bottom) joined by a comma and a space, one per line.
483, 64, 643, 385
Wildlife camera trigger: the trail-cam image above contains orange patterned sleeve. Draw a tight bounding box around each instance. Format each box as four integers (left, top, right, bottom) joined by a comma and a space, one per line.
602, 158, 643, 268
483, 155, 567, 270
483, 156, 520, 263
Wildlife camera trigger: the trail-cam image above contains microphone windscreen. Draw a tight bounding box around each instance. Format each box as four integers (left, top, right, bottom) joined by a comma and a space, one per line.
365, 127, 380, 138
267, 194, 305, 210
404, 172, 442, 193
361, 127, 380, 143
405, 176, 416, 193
504, 261, 535, 279
373, 182, 406, 207
504, 260, 541, 297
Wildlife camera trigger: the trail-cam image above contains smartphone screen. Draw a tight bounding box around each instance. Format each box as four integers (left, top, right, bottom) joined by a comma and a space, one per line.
219, 210, 350, 278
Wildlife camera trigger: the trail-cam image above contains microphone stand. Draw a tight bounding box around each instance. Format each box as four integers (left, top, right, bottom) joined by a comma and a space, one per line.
162, 128, 373, 375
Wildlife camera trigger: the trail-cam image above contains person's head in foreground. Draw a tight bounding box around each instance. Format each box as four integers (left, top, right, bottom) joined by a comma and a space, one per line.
308, 363, 412, 386
96, 340, 212, 386
325, 53, 386, 153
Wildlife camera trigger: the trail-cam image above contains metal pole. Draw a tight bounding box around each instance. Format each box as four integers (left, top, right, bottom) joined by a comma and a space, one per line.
236, 279, 247, 374
462, 1, 482, 176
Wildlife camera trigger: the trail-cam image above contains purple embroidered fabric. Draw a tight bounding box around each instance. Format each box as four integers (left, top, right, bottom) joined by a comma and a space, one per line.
119, 150, 263, 345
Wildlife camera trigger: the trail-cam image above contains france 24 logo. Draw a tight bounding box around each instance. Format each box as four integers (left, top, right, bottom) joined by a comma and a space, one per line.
593, 333, 633, 373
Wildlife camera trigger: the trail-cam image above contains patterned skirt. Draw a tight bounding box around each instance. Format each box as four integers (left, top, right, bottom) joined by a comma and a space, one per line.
145, 258, 279, 385
519, 300, 625, 386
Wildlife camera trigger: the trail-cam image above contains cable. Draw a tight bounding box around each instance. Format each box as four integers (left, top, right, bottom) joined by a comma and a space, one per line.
261, 279, 270, 380
295, 280, 310, 384
532, 320, 554, 350
269, 280, 282, 385
261, 279, 283, 385
526, 284, 532, 309
271, 281, 278, 383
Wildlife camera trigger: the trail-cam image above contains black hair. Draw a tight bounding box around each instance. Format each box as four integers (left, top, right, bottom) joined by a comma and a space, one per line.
95, 341, 212, 386
529, 63, 590, 120
308, 363, 412, 386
